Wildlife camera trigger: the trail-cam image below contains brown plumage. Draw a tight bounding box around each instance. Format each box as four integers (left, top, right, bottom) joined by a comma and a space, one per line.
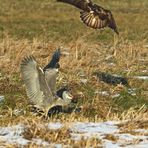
57, 0, 119, 34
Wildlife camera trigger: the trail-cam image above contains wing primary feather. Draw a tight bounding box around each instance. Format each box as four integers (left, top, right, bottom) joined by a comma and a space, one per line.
43, 48, 61, 72
20, 56, 54, 110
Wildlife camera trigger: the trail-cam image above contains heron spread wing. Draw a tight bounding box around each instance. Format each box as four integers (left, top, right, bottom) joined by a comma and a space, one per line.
44, 68, 58, 95
43, 48, 61, 71
20, 56, 54, 109
57, 0, 118, 34
43, 49, 61, 95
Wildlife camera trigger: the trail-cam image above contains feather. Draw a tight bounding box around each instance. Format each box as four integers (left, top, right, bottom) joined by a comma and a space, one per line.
20, 56, 54, 110
43, 48, 61, 71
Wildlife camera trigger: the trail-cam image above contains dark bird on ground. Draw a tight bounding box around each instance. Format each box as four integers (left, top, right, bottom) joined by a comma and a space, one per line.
57, 0, 119, 34
93, 72, 129, 86
20, 49, 75, 117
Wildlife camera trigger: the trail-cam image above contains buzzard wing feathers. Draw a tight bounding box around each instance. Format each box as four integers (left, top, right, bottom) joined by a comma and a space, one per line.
57, 0, 119, 34
43, 49, 61, 95
80, 11, 108, 29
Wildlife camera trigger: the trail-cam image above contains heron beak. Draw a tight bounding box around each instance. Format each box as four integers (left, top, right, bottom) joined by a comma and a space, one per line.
68, 94, 74, 100
71, 95, 78, 103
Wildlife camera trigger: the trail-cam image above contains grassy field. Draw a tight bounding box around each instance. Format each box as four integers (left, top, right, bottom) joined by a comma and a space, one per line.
0, 0, 148, 147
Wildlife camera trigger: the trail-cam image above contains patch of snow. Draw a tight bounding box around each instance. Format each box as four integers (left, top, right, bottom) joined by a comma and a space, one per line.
135, 129, 148, 133
80, 78, 87, 84
111, 89, 137, 98
108, 63, 116, 67
111, 94, 120, 98
48, 143, 69, 148
69, 121, 148, 147
13, 109, 24, 116
117, 133, 139, 141
96, 89, 137, 98
0, 124, 29, 145
54, 144, 63, 148
0, 95, 4, 102
127, 88, 137, 96
0, 124, 53, 146
32, 138, 50, 146
47, 122, 63, 130
134, 76, 148, 80
0, 121, 148, 147
70, 121, 119, 140
103, 140, 121, 148
127, 140, 148, 148
115, 133, 148, 147
95, 91, 109, 96
71, 122, 119, 134
112, 74, 122, 77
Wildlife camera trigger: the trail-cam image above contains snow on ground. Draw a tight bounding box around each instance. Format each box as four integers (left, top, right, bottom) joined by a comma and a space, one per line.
0, 124, 29, 145
52, 121, 148, 148
0, 121, 148, 147
0, 124, 50, 147
95, 88, 137, 98
0, 95, 4, 102
134, 76, 148, 80
70, 121, 120, 140
48, 122, 63, 130
94, 91, 109, 96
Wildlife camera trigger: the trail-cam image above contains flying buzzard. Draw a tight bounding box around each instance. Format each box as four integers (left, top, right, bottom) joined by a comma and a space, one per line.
57, 0, 119, 34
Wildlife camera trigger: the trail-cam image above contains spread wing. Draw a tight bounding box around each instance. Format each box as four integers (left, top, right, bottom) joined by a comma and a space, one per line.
20, 56, 54, 109
43, 49, 61, 94
43, 48, 61, 72
57, 0, 118, 34
57, 0, 92, 11
80, 4, 118, 34
44, 68, 58, 95
105, 9, 118, 34
80, 11, 108, 29
80, 8, 118, 34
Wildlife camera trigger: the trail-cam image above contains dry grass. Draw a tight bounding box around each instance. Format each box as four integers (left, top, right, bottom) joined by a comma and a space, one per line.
0, 0, 148, 147
0, 36, 147, 121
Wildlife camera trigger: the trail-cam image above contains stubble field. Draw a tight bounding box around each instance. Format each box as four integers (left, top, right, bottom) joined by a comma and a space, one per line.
0, 0, 148, 147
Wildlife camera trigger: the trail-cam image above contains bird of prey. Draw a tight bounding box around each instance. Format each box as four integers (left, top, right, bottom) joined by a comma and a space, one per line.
57, 0, 119, 34
20, 49, 73, 116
